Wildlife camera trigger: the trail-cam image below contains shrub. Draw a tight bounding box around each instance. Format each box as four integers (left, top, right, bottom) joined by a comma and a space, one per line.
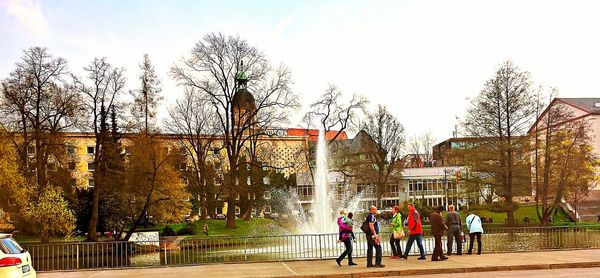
177, 222, 196, 235
162, 226, 176, 236
20, 186, 76, 243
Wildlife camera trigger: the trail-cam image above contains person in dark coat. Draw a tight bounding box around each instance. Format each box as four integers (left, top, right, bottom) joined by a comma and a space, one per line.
365, 205, 384, 268
430, 206, 448, 261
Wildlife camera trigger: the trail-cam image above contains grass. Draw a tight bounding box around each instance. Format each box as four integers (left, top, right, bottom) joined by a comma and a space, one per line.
146, 218, 292, 238
14, 218, 290, 243
440, 204, 572, 226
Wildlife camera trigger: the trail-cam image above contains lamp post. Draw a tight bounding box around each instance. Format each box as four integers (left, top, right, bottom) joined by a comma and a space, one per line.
444, 168, 449, 211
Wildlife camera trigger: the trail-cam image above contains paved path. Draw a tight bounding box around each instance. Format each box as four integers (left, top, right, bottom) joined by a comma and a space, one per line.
39, 249, 600, 278
398, 267, 600, 278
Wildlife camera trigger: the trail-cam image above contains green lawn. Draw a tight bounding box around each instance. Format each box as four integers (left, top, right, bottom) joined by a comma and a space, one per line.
154, 218, 292, 238
445, 204, 571, 225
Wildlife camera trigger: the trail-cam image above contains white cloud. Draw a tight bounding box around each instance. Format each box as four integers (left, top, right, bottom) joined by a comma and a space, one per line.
3, 0, 47, 34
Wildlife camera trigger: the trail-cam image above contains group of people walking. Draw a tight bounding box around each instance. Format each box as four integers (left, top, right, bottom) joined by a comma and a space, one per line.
336, 203, 484, 268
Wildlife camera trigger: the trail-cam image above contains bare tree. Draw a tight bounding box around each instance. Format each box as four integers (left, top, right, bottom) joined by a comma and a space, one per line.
0, 47, 82, 190
360, 104, 406, 202
165, 87, 221, 219
0, 47, 82, 240
462, 60, 536, 226
171, 33, 299, 228
407, 135, 422, 167
130, 54, 162, 133
303, 85, 368, 140
302, 85, 367, 188
421, 131, 436, 167
75, 57, 127, 241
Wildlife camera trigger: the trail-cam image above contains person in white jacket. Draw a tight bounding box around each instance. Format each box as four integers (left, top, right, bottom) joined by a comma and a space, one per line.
466, 213, 484, 255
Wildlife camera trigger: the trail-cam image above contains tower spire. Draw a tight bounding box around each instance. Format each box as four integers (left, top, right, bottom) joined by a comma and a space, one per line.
235, 60, 248, 90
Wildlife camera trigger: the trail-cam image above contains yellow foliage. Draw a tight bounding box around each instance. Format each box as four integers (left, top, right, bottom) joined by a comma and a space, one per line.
0, 131, 29, 213
21, 186, 75, 242
124, 134, 190, 224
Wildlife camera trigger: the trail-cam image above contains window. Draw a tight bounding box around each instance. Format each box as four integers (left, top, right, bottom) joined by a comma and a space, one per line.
179, 163, 187, 171
27, 146, 35, 155
87, 162, 94, 171
68, 162, 76, 170
87, 146, 95, 155
235, 206, 241, 215
66, 145, 75, 155
88, 178, 95, 189
0, 238, 24, 255
263, 191, 271, 199
297, 185, 314, 197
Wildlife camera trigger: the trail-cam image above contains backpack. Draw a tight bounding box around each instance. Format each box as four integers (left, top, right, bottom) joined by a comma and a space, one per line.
361, 214, 373, 234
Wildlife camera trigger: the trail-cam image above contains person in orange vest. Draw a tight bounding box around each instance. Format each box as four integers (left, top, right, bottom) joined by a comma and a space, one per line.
402, 203, 426, 260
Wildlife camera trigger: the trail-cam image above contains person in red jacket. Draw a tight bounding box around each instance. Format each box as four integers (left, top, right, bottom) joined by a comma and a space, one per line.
402, 203, 426, 260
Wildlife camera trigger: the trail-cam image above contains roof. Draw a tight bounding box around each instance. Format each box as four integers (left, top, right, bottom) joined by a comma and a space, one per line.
235, 71, 248, 81
558, 98, 600, 114
527, 97, 600, 134
401, 166, 463, 178
232, 89, 256, 111
286, 128, 348, 141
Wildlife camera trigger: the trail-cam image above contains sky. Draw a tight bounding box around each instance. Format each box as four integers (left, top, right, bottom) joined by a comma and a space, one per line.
2, 0, 600, 144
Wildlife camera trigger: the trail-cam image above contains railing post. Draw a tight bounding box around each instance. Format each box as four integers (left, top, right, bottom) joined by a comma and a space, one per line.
585, 227, 589, 248
163, 241, 168, 266
318, 235, 323, 259
244, 239, 247, 261
76, 245, 79, 269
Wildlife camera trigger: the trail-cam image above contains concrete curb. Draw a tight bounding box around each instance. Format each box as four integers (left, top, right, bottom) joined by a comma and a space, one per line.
272, 261, 600, 278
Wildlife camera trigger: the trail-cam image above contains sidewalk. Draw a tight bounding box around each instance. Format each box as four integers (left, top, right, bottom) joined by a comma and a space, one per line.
38, 249, 600, 278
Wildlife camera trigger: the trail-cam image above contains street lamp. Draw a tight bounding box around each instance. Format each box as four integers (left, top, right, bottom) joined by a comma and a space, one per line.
444, 168, 449, 211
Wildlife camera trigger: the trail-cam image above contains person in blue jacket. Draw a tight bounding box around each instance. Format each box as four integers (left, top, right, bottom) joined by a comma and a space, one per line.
466, 213, 484, 255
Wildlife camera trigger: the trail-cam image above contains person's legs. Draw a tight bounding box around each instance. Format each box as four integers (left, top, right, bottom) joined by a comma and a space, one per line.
416, 235, 426, 258
476, 232, 482, 255
389, 233, 397, 256
455, 228, 462, 255
404, 235, 415, 257
336, 239, 349, 266
394, 238, 403, 257
366, 236, 375, 266
432, 235, 442, 260
468, 233, 475, 254
446, 228, 454, 256
375, 242, 383, 266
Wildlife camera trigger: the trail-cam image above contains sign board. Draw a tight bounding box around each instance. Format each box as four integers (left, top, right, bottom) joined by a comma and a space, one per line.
128, 231, 160, 246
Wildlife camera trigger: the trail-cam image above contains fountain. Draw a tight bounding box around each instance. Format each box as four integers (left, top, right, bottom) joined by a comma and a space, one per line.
302, 129, 336, 234
295, 129, 367, 234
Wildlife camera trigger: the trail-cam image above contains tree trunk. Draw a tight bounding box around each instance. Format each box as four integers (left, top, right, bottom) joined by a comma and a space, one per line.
87, 186, 99, 241
506, 197, 515, 226
226, 196, 236, 228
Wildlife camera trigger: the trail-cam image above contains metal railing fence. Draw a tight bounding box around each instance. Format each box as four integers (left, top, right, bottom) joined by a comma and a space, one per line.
21, 225, 600, 272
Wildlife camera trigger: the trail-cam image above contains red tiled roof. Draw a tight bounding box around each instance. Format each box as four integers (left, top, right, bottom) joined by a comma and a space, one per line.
287, 128, 348, 141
